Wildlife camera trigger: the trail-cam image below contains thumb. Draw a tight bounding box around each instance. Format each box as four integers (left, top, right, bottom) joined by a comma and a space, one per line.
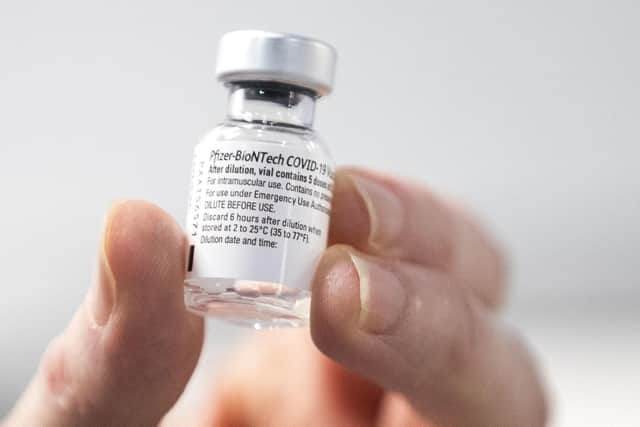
5, 201, 204, 426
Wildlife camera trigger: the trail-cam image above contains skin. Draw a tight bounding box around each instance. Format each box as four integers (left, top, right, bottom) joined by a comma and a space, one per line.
3, 167, 548, 427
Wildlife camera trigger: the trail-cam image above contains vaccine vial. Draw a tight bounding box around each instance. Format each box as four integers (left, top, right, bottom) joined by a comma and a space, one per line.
184, 30, 337, 328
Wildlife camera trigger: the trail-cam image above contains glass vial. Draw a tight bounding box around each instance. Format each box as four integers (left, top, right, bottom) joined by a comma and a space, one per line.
184, 30, 337, 329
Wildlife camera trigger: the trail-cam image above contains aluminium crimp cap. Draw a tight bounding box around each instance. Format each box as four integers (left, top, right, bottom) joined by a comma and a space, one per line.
215, 30, 337, 96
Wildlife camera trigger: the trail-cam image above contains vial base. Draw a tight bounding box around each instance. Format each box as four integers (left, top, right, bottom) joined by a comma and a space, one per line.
184, 278, 310, 329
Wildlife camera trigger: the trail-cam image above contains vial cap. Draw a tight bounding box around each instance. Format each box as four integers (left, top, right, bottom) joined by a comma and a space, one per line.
215, 30, 337, 96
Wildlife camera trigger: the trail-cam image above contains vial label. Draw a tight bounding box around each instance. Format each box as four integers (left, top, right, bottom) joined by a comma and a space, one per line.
186, 139, 334, 291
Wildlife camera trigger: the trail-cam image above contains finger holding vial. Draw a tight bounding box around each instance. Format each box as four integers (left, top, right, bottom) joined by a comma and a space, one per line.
311, 168, 548, 427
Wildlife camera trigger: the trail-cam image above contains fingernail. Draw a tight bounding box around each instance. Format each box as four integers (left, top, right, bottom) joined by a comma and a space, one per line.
350, 174, 404, 249
349, 251, 406, 334
88, 202, 124, 327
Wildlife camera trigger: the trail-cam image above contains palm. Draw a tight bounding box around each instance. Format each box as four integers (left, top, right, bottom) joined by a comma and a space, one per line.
205, 330, 426, 427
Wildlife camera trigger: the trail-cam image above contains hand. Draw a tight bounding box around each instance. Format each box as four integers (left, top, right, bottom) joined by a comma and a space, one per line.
4, 168, 547, 427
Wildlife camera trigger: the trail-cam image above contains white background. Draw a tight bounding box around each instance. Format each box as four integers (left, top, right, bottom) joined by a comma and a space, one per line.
1, 1, 638, 425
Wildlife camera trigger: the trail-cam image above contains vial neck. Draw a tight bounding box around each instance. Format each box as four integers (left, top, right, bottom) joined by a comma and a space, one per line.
226, 82, 317, 129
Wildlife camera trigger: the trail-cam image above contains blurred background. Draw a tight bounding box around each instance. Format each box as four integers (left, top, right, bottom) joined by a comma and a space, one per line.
1, 1, 638, 425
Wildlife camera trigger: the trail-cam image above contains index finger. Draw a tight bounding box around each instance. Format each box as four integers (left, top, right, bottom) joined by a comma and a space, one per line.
329, 167, 506, 309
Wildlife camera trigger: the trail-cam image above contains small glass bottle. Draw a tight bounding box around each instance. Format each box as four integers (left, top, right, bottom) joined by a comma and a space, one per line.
184, 30, 337, 329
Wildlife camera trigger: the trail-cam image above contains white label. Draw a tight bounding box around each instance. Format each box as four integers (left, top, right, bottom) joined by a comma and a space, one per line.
185, 139, 334, 291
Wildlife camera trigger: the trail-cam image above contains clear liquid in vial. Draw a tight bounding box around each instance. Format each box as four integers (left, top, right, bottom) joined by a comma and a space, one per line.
184, 278, 311, 329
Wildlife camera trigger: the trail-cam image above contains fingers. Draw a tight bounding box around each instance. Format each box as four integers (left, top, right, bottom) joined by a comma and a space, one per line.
195, 330, 382, 427
330, 167, 506, 308
5, 201, 204, 427
311, 246, 547, 427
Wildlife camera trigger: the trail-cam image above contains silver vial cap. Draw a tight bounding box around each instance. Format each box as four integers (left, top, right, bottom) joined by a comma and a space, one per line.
215, 30, 337, 96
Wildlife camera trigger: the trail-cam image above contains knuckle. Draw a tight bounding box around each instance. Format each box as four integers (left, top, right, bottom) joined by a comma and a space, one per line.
40, 335, 71, 403
406, 279, 483, 390
451, 201, 510, 309
441, 293, 483, 377
39, 334, 93, 418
